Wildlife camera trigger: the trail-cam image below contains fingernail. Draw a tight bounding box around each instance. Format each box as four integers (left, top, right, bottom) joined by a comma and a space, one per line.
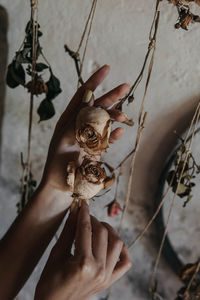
104, 64, 110, 68
125, 82, 131, 87
82, 89, 93, 103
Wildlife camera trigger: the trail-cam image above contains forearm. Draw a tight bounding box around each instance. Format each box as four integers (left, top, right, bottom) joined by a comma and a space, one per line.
0, 184, 72, 300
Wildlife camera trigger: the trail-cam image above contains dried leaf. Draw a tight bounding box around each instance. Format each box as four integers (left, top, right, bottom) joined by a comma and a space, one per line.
6, 61, 25, 88
35, 63, 49, 72
37, 99, 55, 122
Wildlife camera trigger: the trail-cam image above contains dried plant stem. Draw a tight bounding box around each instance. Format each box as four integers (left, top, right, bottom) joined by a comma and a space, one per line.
64, 0, 97, 87
79, 0, 97, 74
118, 113, 147, 234
128, 101, 200, 250
76, 0, 96, 53
149, 103, 200, 292
116, 0, 161, 109
117, 2, 160, 235
23, 0, 38, 205
185, 261, 200, 294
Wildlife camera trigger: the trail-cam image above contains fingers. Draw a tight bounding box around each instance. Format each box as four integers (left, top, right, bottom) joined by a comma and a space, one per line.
74, 200, 92, 258
110, 245, 132, 284
84, 64, 110, 91
101, 222, 124, 275
50, 203, 79, 260
90, 216, 108, 264
109, 127, 125, 143
95, 83, 130, 108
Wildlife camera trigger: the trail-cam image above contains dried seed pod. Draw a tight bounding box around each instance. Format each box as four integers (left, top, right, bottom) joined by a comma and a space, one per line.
66, 157, 115, 201
75, 106, 111, 156
26, 78, 48, 95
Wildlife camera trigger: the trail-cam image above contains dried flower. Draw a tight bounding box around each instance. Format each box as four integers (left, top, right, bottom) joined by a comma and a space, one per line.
168, 0, 200, 30
107, 200, 122, 217
75, 106, 111, 156
66, 157, 115, 201
175, 262, 200, 300
26, 78, 48, 95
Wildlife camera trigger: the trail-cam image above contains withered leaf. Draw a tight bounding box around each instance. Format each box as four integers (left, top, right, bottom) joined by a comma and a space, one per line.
37, 99, 55, 122
35, 63, 49, 72
6, 61, 25, 88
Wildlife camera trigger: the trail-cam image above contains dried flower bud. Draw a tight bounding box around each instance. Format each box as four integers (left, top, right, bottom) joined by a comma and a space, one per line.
26, 79, 48, 95
75, 106, 111, 156
66, 158, 115, 201
107, 200, 122, 217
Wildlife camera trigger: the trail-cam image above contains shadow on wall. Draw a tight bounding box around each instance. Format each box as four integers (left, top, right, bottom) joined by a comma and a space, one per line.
128, 95, 200, 252
0, 5, 8, 164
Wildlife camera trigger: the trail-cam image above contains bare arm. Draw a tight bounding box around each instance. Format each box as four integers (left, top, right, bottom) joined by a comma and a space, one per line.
0, 64, 129, 299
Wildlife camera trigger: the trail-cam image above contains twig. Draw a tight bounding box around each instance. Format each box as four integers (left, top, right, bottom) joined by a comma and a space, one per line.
64, 0, 97, 87
117, 1, 160, 236
64, 44, 84, 86
185, 261, 200, 294
118, 112, 147, 234
115, 0, 161, 110
128, 100, 200, 249
24, 0, 38, 205
79, 0, 97, 75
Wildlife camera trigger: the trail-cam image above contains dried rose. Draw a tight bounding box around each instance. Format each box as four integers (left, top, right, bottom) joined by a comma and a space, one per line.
26, 78, 48, 95
75, 106, 111, 156
66, 157, 115, 201
107, 200, 122, 217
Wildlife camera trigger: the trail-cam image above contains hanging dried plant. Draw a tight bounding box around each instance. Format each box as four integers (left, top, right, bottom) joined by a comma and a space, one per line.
166, 133, 200, 207
75, 106, 111, 156
66, 157, 115, 201
175, 261, 200, 300
167, 0, 200, 30
6, 20, 62, 121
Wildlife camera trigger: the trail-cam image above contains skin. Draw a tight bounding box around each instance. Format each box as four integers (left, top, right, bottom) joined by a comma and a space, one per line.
35, 201, 132, 300
0, 65, 131, 300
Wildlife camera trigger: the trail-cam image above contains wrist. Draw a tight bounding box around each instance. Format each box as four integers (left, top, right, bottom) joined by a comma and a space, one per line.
33, 182, 73, 215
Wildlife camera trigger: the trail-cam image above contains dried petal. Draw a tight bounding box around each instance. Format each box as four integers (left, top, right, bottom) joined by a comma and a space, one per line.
26, 79, 48, 95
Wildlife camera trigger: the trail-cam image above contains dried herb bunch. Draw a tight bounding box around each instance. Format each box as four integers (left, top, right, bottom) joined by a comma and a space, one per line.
167, 0, 200, 30
167, 133, 200, 207
6, 19, 62, 122
175, 262, 200, 300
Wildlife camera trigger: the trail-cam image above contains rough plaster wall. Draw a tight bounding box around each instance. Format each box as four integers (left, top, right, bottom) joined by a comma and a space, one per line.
1, 0, 200, 299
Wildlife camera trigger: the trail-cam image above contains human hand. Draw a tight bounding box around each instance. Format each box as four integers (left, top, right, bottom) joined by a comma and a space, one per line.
34, 201, 132, 300
39, 65, 130, 199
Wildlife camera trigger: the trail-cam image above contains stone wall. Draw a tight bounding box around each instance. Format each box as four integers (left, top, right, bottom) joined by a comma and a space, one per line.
1, 1, 200, 299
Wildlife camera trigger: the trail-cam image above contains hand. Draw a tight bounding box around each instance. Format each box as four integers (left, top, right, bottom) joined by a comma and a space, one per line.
34, 201, 132, 300
40, 65, 130, 198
